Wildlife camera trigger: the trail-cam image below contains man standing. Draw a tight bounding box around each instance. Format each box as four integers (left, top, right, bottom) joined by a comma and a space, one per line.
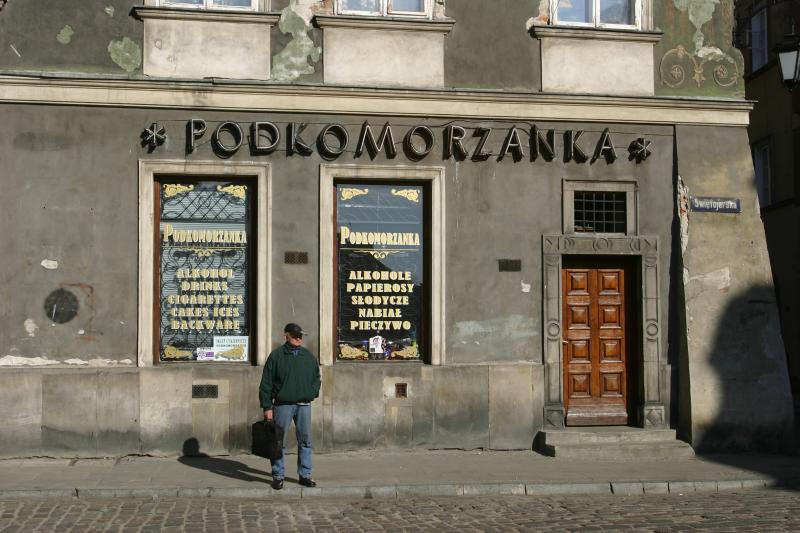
259, 323, 321, 490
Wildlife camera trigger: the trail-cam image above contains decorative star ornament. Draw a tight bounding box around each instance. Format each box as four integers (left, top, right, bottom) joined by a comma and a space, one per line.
142, 122, 166, 152
629, 137, 652, 163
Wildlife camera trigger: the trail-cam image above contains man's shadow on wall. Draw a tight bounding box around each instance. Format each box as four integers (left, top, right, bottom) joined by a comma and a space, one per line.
178, 438, 295, 483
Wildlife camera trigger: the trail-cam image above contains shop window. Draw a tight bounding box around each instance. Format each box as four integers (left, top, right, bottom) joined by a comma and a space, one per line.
160, 0, 258, 9
334, 183, 429, 362
749, 9, 768, 72
338, 0, 429, 17
752, 138, 772, 207
563, 181, 637, 235
156, 179, 255, 363
553, 0, 640, 29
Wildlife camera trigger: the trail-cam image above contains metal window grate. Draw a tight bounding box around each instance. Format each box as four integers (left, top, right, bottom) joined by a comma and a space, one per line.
395, 383, 408, 398
284, 251, 309, 265
574, 191, 627, 234
498, 259, 522, 272
192, 384, 219, 399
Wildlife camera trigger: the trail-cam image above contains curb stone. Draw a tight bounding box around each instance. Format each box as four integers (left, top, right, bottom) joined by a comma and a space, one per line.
463, 483, 526, 496
0, 489, 77, 499
668, 481, 695, 494
694, 481, 718, 493
0, 479, 787, 501
525, 483, 610, 495
396, 484, 463, 497
643, 482, 669, 494
611, 482, 644, 495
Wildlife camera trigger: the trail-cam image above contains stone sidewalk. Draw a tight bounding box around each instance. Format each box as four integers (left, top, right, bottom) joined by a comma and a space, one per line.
1, 450, 799, 500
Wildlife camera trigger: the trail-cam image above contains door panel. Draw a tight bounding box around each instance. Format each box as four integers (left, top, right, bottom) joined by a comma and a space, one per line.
562, 265, 629, 426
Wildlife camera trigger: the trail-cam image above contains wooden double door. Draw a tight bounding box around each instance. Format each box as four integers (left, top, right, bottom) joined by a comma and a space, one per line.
562, 260, 634, 426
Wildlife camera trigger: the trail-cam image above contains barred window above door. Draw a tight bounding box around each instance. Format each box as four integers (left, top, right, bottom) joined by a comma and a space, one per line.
563, 181, 637, 236
574, 191, 627, 234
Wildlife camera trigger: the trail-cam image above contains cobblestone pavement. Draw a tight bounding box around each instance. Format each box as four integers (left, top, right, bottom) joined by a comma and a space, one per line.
1, 489, 799, 532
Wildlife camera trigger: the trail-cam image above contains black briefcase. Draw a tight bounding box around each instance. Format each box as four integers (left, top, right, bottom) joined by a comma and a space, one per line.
252, 420, 284, 460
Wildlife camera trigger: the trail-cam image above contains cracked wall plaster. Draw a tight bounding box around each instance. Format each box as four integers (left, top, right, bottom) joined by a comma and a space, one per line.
108, 36, 141, 73
56, 25, 74, 45
0, 355, 133, 366
23, 319, 38, 338
272, 0, 321, 81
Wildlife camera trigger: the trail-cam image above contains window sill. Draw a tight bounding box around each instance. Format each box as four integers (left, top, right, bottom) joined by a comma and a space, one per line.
314, 14, 455, 33
133, 6, 280, 24
531, 25, 662, 44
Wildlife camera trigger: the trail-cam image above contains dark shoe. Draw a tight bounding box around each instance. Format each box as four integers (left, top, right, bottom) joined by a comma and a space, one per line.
271, 478, 284, 490
298, 476, 316, 488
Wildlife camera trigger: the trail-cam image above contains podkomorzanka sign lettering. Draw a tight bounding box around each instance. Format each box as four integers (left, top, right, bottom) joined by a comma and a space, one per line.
141, 120, 655, 164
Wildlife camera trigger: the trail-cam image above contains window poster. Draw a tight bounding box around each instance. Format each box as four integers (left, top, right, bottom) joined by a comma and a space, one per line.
158, 180, 251, 362
336, 184, 425, 362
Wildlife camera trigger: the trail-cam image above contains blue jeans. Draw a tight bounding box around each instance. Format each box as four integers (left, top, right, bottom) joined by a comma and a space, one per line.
270, 404, 313, 480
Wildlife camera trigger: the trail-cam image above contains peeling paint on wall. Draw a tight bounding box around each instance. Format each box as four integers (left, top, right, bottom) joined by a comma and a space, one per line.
272, 0, 322, 82
453, 315, 537, 344
686, 266, 732, 290
40, 259, 58, 270
0, 355, 58, 366
656, 0, 744, 97
528, 0, 550, 28
677, 175, 690, 255
0, 355, 134, 367
56, 25, 75, 45
520, 280, 531, 293
23, 319, 38, 338
108, 37, 141, 73
105, 6, 115, 17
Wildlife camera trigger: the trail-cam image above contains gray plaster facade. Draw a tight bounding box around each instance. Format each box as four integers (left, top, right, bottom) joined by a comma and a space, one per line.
0, 0, 793, 458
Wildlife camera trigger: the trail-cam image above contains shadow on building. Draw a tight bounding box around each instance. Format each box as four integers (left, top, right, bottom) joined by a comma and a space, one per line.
679, 284, 800, 487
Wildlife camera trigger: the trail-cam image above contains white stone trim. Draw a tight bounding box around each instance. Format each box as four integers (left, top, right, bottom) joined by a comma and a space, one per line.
138, 160, 272, 367
318, 164, 445, 367
0, 77, 753, 126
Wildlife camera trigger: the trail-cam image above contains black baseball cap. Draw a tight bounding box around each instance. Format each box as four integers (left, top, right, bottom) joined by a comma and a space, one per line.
284, 323, 306, 338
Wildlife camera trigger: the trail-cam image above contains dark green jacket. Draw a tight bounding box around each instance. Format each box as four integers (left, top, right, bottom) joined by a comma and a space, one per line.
259, 343, 321, 409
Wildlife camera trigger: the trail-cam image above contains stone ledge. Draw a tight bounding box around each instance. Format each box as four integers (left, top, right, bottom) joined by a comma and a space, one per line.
531, 25, 662, 44
133, 6, 280, 25
314, 14, 454, 33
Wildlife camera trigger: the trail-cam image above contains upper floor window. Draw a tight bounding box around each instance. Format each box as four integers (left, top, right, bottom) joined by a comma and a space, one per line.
338, 0, 430, 17
750, 9, 768, 72
553, 0, 640, 29
162, 0, 257, 10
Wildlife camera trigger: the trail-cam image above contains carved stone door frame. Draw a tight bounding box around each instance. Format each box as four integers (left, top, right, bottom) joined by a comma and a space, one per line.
542, 235, 666, 429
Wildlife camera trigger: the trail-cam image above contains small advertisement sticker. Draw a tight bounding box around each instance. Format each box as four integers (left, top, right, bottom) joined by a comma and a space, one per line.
369, 335, 386, 354
211, 336, 249, 361
196, 347, 216, 361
